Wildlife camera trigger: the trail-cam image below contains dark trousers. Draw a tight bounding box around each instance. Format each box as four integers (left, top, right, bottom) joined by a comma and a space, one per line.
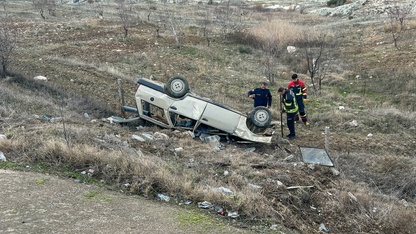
295, 97, 308, 122
287, 112, 296, 137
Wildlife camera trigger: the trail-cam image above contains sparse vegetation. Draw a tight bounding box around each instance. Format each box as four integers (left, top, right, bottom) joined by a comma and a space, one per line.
0, 0, 415, 233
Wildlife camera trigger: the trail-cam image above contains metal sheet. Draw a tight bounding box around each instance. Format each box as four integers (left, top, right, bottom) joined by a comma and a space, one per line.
299, 147, 334, 167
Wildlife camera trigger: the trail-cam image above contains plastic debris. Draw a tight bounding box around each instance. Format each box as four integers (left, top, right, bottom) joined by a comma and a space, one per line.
245, 147, 255, 152
157, 194, 170, 202
84, 113, 90, 119
223, 170, 229, 176
227, 211, 239, 218
131, 134, 145, 142
201, 134, 220, 143
184, 200, 192, 205
319, 223, 330, 233
197, 201, 212, 209
212, 186, 234, 196
349, 120, 358, 127
287, 46, 296, 53
81, 168, 94, 177
367, 133, 373, 137
34, 75, 47, 81
174, 147, 183, 152
213, 205, 226, 216
141, 132, 155, 141
50, 117, 64, 123
0, 134, 6, 140
0, 151, 6, 162
187, 131, 195, 138
248, 183, 262, 190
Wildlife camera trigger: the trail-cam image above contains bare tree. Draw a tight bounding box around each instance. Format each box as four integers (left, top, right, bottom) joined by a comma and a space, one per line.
302, 32, 332, 93
32, 0, 47, 19
46, 0, 56, 16
260, 37, 281, 84
214, 0, 245, 39
386, 1, 414, 50
0, 20, 17, 78
1, 0, 8, 12
94, 0, 105, 19
117, 0, 137, 38
202, 8, 212, 47
160, 10, 184, 48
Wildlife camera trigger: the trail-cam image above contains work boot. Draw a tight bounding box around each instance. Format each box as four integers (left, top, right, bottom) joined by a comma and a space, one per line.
288, 135, 296, 140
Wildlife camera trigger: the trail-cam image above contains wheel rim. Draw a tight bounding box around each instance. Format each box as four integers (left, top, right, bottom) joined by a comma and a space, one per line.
254, 109, 269, 124
170, 79, 185, 94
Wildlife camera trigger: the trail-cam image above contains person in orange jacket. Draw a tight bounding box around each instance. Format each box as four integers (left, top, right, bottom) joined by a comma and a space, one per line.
287, 74, 309, 126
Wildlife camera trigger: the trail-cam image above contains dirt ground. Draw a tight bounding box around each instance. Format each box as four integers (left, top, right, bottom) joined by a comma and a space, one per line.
0, 169, 253, 234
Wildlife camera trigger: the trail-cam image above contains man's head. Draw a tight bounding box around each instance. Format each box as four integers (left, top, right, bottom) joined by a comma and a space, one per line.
260, 82, 267, 89
291, 74, 298, 81
278, 87, 285, 94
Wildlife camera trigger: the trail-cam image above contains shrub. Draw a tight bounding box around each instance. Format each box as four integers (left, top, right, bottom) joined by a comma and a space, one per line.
237, 45, 252, 54
327, 0, 346, 7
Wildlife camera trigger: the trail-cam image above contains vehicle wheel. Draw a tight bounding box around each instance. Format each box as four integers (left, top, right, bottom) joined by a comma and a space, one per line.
165, 76, 189, 98
249, 106, 272, 128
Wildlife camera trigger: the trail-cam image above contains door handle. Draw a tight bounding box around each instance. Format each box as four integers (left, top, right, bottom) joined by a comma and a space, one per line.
202, 118, 208, 121
170, 106, 177, 110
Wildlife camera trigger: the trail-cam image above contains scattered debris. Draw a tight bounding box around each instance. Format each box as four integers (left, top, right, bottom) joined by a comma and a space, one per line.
157, 194, 170, 202
141, 132, 155, 141
212, 186, 234, 196
367, 133, 373, 137
248, 183, 262, 190
330, 167, 340, 176
197, 201, 212, 209
34, 75, 47, 81
284, 154, 295, 161
223, 170, 229, 176
286, 185, 314, 190
348, 192, 357, 202
0, 151, 6, 162
174, 147, 183, 152
131, 134, 145, 142
349, 120, 358, 127
245, 147, 256, 152
184, 200, 192, 205
339, 106, 345, 110
319, 223, 330, 233
228, 211, 239, 218
0, 134, 7, 140
287, 46, 296, 53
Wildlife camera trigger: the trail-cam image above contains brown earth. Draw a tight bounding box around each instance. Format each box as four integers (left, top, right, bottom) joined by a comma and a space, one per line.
0, 168, 253, 234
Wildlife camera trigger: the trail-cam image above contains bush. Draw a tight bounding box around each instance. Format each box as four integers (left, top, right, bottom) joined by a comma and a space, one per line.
237, 45, 252, 54
327, 0, 346, 7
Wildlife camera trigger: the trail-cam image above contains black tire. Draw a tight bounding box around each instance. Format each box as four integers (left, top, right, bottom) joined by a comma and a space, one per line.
249, 106, 272, 128
165, 76, 189, 98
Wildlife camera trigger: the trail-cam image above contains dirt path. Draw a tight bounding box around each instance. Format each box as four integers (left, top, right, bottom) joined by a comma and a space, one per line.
0, 169, 252, 234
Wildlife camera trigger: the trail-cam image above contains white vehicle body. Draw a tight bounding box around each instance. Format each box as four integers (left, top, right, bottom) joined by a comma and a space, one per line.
133, 77, 272, 143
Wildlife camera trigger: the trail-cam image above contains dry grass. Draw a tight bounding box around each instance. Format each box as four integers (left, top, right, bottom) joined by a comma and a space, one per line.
1, 1, 416, 233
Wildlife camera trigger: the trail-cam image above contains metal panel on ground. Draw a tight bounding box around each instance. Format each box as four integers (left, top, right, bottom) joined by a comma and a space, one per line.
299, 147, 334, 167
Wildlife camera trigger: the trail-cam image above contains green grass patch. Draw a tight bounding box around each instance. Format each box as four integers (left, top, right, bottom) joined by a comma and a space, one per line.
178, 210, 217, 225
0, 161, 19, 169
35, 179, 46, 184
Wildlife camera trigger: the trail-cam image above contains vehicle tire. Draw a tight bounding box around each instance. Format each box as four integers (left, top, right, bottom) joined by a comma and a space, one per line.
165, 76, 189, 98
249, 106, 272, 128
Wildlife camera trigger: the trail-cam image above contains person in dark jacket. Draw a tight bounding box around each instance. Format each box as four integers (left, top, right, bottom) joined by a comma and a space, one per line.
247, 82, 272, 108
278, 87, 298, 140
287, 74, 309, 126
